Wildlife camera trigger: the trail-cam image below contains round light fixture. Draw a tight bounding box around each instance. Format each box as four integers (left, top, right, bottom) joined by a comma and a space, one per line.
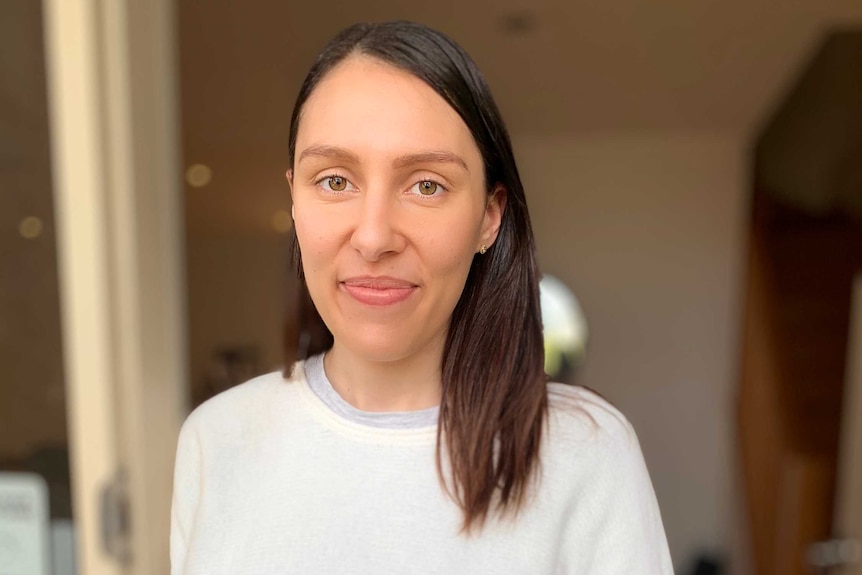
19, 216, 44, 239
271, 209, 293, 234
186, 164, 213, 188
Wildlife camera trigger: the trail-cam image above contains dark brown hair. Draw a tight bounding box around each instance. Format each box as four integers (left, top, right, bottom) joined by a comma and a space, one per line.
285, 21, 547, 531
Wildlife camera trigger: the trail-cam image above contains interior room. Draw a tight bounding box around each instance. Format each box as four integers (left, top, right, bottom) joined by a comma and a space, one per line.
2, 0, 862, 573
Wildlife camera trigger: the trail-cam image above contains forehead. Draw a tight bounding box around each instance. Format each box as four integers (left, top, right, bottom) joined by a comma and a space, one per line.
296, 55, 481, 165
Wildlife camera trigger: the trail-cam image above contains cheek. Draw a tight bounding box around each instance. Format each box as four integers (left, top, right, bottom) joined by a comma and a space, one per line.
294, 227, 329, 282
294, 209, 339, 258
420, 215, 482, 276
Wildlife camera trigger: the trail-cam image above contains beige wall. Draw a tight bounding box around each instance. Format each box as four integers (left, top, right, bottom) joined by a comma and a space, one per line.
515, 132, 748, 571
185, 234, 295, 402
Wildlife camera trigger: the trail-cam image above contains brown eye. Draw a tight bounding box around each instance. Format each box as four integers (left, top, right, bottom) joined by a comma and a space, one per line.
328, 176, 347, 191
417, 180, 438, 196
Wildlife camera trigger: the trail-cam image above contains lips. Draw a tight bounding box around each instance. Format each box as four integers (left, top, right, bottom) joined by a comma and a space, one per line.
340, 276, 418, 306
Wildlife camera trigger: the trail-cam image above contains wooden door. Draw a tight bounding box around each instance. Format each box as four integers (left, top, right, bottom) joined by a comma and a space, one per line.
737, 194, 862, 575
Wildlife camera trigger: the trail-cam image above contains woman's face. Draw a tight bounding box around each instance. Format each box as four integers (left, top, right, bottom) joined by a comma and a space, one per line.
289, 55, 503, 364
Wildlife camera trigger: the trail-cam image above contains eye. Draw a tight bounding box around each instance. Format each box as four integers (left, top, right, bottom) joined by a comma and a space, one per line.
318, 175, 354, 193
411, 180, 445, 197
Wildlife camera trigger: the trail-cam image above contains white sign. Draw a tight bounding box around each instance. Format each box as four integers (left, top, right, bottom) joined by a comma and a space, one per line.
0, 472, 50, 575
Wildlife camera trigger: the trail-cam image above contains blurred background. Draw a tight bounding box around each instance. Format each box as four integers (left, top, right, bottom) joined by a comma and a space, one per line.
3, 0, 862, 573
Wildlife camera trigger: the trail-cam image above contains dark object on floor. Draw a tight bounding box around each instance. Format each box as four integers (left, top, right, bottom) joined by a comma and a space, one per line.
690, 555, 722, 575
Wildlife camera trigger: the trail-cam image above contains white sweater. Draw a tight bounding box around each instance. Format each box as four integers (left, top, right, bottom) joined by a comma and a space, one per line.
171, 357, 673, 574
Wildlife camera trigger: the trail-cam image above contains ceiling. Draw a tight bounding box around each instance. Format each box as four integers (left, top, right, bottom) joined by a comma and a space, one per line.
178, 0, 862, 237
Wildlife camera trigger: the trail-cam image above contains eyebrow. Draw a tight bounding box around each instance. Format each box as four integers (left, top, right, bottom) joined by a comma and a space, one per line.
297, 145, 361, 165
392, 151, 469, 173
297, 145, 469, 173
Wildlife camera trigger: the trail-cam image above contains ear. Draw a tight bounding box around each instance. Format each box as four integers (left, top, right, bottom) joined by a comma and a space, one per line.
479, 184, 506, 251
286, 169, 295, 220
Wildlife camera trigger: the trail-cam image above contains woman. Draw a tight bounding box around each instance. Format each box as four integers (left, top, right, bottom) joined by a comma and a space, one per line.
171, 21, 672, 574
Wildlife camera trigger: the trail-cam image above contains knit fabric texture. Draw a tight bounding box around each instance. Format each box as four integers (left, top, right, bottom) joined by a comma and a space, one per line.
170, 357, 673, 574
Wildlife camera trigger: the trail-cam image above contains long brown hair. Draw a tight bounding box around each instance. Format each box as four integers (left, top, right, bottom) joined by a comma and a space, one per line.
285, 21, 547, 532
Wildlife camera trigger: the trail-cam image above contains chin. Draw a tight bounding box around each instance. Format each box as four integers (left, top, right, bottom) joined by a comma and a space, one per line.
334, 325, 437, 365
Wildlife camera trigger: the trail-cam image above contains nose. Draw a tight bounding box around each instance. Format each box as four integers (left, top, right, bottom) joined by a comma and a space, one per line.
349, 189, 406, 262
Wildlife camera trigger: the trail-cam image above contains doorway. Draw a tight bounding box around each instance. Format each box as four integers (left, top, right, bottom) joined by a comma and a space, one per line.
737, 29, 862, 575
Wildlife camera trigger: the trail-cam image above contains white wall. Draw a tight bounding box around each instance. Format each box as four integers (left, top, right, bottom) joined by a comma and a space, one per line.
515, 132, 748, 572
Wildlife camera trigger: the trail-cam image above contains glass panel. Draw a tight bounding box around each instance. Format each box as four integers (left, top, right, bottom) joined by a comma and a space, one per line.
1, 1, 76, 573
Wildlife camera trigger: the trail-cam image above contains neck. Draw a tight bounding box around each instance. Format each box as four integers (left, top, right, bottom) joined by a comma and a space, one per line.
323, 340, 444, 412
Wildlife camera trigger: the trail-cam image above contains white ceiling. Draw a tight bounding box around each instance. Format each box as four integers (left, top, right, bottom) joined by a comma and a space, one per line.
178, 0, 862, 236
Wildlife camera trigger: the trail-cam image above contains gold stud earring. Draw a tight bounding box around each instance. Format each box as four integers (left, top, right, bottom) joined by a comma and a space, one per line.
480, 245, 487, 255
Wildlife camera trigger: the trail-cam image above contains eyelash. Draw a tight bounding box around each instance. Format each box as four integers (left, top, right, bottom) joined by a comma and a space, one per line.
313, 174, 448, 197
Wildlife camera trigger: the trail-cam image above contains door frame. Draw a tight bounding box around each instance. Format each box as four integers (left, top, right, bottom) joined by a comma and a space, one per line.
42, 0, 187, 572
835, 275, 862, 574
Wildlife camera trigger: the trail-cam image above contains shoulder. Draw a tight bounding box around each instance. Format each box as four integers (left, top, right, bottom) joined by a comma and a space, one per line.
541, 384, 673, 572
178, 365, 305, 447
187, 370, 290, 423
541, 382, 651, 494
545, 382, 637, 451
